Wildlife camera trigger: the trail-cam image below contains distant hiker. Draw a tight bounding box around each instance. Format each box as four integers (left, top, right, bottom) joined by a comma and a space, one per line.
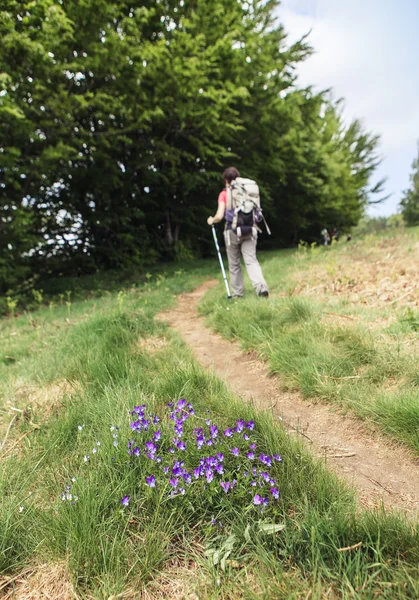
331, 227, 339, 241
321, 228, 330, 246
207, 167, 270, 298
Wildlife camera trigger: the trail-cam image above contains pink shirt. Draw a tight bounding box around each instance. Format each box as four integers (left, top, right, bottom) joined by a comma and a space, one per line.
218, 189, 227, 204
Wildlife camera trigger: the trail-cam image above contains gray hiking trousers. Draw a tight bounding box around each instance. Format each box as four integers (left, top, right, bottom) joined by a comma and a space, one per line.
224, 229, 269, 297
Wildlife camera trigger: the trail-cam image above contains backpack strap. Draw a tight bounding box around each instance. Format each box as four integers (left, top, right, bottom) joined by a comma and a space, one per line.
226, 184, 234, 211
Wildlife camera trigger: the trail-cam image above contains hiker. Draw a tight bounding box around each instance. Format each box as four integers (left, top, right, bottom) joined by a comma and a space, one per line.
207, 167, 269, 298
321, 228, 330, 247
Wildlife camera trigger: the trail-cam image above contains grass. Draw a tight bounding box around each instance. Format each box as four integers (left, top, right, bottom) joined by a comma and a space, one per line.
200, 227, 419, 455
0, 239, 418, 598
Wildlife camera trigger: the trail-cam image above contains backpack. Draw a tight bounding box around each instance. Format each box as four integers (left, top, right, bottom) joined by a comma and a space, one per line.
225, 177, 271, 239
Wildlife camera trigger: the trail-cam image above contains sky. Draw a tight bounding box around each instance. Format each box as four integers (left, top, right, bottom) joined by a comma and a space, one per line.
277, 0, 419, 216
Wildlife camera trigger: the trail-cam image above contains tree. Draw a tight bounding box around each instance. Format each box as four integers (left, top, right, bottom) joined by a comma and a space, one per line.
400, 142, 419, 226
0, 0, 384, 293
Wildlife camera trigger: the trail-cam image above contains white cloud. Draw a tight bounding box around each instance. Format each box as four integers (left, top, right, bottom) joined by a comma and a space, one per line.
278, 0, 419, 215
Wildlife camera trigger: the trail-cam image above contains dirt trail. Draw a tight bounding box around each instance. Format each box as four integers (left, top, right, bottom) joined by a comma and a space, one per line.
159, 281, 419, 514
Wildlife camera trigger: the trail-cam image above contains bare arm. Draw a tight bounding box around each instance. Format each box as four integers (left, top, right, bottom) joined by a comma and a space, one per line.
207, 202, 226, 226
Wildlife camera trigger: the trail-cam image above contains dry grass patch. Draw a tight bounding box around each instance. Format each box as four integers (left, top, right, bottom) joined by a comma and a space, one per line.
136, 336, 168, 355
293, 237, 419, 309
139, 560, 203, 600
1, 561, 76, 600
0, 379, 80, 456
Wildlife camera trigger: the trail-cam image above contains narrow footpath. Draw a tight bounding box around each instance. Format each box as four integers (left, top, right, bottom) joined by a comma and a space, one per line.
159, 281, 419, 514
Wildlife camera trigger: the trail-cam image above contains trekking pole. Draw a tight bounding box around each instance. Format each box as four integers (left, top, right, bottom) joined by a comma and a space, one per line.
211, 225, 232, 300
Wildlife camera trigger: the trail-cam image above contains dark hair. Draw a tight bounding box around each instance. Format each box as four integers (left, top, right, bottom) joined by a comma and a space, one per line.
222, 166, 240, 183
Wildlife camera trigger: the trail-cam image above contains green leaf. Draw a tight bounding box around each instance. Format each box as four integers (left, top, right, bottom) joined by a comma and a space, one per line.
244, 523, 251, 543
259, 523, 286, 535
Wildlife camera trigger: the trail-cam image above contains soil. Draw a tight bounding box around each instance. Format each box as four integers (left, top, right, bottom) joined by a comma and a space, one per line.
159, 281, 419, 514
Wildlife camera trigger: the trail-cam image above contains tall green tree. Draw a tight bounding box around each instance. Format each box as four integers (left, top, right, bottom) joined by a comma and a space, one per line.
0, 0, 384, 293
400, 142, 419, 226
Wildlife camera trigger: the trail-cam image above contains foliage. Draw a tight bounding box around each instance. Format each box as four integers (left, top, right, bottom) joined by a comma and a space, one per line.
400, 141, 419, 226
1, 0, 383, 293
1, 266, 419, 597
352, 213, 404, 237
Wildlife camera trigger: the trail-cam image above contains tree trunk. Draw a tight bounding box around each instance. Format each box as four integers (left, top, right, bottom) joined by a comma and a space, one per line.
174, 222, 181, 243
165, 212, 173, 246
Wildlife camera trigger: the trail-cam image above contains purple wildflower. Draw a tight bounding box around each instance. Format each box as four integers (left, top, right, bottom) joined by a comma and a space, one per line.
217, 453, 224, 462
177, 399, 187, 410
205, 468, 214, 484
236, 420, 245, 433
232, 447, 240, 457
145, 475, 156, 488
253, 494, 263, 505
178, 441, 186, 451
258, 454, 272, 467
146, 441, 157, 453
206, 419, 211, 426
249, 443, 257, 450
220, 481, 231, 493
169, 447, 175, 454
210, 425, 218, 439
121, 495, 130, 506
215, 464, 224, 475
247, 452, 255, 460
270, 487, 280, 499
169, 477, 179, 488
243, 433, 250, 441
194, 466, 203, 479
273, 454, 283, 462
153, 430, 161, 441
246, 421, 255, 431
168, 402, 174, 407
153, 416, 160, 424
163, 466, 169, 474
133, 447, 140, 457
224, 428, 234, 438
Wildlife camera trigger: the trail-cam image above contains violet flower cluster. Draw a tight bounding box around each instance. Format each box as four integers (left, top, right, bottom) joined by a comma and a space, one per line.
121, 399, 282, 510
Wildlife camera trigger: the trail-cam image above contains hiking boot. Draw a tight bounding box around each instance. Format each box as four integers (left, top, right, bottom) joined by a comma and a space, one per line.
258, 290, 269, 298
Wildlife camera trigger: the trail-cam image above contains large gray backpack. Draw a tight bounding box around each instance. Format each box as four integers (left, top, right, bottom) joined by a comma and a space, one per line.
225, 177, 271, 238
